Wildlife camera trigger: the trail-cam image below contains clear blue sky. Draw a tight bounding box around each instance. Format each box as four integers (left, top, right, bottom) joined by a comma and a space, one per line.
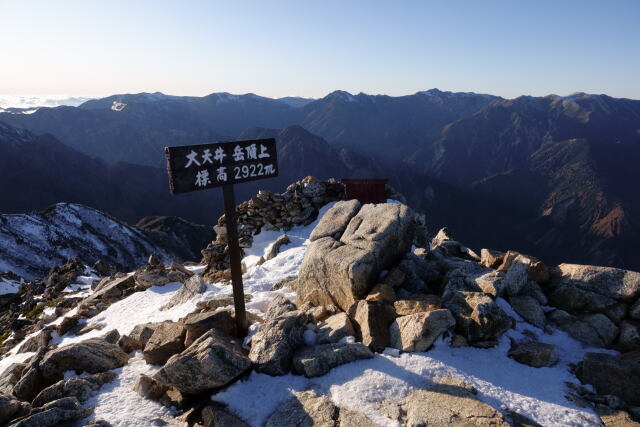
1, 0, 639, 99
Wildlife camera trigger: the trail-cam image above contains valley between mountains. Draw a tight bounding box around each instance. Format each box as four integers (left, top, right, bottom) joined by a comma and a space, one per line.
1, 89, 639, 270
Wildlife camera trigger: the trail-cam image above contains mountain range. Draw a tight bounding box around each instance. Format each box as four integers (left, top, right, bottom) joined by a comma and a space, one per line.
0, 89, 638, 270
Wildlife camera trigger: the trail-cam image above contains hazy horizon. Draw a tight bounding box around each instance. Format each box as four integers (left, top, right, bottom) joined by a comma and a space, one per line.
2, 86, 640, 110
2, 0, 639, 100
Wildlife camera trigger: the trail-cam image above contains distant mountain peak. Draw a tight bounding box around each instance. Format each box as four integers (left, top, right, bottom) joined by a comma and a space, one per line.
326, 90, 357, 102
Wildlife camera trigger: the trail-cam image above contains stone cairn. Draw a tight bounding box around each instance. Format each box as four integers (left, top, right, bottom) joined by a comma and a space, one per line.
200, 176, 346, 281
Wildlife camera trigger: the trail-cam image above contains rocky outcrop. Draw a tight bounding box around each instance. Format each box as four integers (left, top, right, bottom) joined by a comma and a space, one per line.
298, 202, 417, 311
154, 329, 250, 394
389, 309, 455, 352
293, 343, 373, 377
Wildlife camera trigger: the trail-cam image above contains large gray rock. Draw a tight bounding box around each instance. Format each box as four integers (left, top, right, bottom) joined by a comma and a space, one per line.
10, 397, 93, 427
316, 313, 355, 344
547, 310, 619, 348
349, 300, 397, 352
443, 291, 512, 345
293, 343, 373, 377
162, 275, 206, 310
509, 296, 546, 329
265, 390, 338, 427
154, 329, 250, 394
143, 321, 186, 365
551, 264, 640, 303
577, 352, 640, 406
508, 342, 558, 367
389, 309, 455, 352
404, 377, 509, 426
249, 311, 308, 375
32, 372, 116, 407
39, 338, 129, 380
298, 203, 416, 311
309, 199, 361, 242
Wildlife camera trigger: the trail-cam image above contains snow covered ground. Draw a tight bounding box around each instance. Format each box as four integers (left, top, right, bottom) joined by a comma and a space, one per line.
0, 200, 615, 426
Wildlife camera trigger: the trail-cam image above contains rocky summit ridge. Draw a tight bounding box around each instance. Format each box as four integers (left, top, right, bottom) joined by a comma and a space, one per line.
0, 178, 638, 426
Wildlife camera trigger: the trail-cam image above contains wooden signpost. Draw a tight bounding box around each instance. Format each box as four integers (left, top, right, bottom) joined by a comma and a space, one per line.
165, 138, 278, 336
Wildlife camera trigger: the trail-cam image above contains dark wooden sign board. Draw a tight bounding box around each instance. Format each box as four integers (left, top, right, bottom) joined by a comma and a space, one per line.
165, 138, 278, 336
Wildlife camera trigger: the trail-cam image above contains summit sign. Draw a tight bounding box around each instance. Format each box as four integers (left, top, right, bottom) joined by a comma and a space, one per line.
165, 138, 278, 194
164, 138, 279, 336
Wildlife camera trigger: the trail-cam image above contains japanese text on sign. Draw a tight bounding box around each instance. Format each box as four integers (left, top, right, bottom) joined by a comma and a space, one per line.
165, 138, 278, 194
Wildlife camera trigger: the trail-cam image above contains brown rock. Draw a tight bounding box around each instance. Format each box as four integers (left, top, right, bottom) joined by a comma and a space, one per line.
349, 300, 397, 352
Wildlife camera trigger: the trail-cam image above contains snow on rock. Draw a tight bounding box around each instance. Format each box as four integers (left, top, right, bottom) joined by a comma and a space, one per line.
0, 199, 620, 427
0, 276, 22, 296
0, 203, 175, 280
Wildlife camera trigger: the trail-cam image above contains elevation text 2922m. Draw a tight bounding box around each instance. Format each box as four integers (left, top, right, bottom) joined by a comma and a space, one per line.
165, 138, 278, 194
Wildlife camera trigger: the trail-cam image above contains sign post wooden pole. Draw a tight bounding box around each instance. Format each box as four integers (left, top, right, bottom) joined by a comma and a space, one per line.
222, 184, 248, 337
164, 138, 278, 338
